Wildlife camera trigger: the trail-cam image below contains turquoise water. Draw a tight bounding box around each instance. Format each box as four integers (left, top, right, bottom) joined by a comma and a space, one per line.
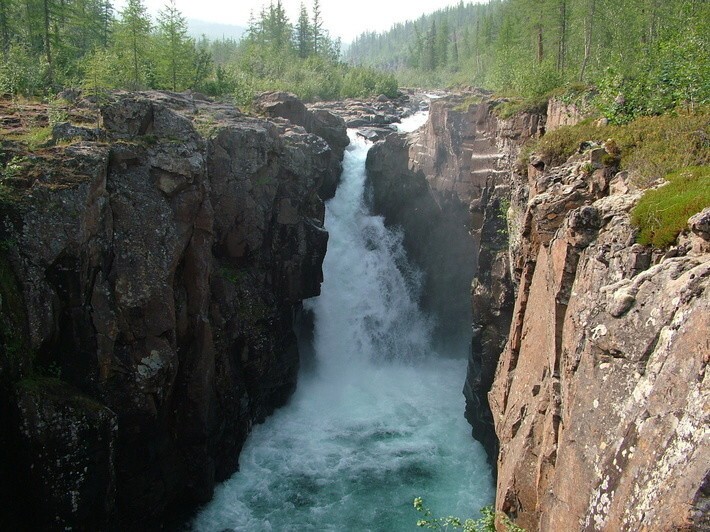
193, 129, 494, 532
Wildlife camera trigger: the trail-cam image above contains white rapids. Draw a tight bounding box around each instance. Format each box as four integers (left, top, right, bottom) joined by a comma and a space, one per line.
193, 116, 494, 532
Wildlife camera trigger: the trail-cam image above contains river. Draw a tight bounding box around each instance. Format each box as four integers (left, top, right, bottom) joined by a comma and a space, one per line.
193, 113, 494, 531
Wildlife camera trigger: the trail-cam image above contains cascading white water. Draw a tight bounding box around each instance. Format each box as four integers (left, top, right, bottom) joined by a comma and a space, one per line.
193, 119, 494, 532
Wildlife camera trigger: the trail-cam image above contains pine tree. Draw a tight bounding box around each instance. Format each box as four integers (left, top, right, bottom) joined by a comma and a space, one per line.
436, 18, 449, 68
450, 30, 459, 71
294, 1, 311, 58
115, 0, 151, 89
156, 0, 193, 91
311, 0, 322, 54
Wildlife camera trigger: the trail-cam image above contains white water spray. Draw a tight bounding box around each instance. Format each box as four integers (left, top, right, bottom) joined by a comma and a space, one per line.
193, 119, 493, 532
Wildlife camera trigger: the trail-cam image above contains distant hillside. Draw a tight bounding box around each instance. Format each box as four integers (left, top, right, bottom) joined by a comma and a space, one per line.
345, 0, 709, 123
345, 2, 489, 71
187, 19, 246, 41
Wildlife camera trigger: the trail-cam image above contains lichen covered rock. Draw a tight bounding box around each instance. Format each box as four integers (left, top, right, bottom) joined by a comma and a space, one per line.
490, 143, 710, 531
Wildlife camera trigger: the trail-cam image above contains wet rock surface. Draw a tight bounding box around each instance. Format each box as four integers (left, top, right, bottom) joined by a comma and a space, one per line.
0, 91, 340, 529
366, 93, 543, 465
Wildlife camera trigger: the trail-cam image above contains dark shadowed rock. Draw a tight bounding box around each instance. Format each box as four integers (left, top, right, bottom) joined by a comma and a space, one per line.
254, 91, 348, 199
13, 379, 117, 530
0, 91, 332, 529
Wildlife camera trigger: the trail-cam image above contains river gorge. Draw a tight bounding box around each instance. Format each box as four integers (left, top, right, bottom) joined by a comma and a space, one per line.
0, 89, 707, 531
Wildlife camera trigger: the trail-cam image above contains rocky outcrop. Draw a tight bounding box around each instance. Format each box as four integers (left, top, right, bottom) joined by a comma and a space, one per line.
365, 93, 544, 462
254, 91, 349, 199
313, 92, 421, 129
0, 91, 340, 529
545, 97, 583, 131
366, 91, 709, 530
490, 145, 710, 531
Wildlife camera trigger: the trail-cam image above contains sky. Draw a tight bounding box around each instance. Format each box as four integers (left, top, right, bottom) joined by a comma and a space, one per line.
116, 0, 473, 43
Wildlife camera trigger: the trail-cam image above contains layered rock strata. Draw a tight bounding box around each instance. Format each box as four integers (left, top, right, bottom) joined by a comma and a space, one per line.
0, 91, 341, 529
365, 94, 544, 462
490, 148, 710, 531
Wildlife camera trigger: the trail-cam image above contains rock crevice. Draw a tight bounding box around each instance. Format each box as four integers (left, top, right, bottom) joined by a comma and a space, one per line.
0, 91, 344, 529
365, 91, 709, 530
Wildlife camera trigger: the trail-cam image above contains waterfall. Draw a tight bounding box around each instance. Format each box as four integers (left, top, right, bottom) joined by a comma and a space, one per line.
193, 121, 494, 532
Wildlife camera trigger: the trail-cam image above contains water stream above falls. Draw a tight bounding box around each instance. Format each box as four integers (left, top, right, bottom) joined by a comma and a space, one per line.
193, 117, 494, 531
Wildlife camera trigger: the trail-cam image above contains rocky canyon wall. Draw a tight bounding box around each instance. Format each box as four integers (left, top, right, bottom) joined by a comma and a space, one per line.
366, 93, 709, 530
0, 91, 343, 529
366, 94, 543, 463
491, 135, 709, 531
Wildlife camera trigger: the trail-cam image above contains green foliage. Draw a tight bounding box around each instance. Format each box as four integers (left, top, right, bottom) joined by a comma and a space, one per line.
0, 0, 394, 102
0, 45, 50, 96
213, 3, 397, 104
1, 156, 26, 179
523, 108, 710, 183
347, 0, 709, 122
47, 96, 68, 126
155, 0, 194, 91
631, 166, 710, 248
341, 66, 398, 99
7, 126, 53, 150
114, 0, 152, 90
413, 497, 524, 532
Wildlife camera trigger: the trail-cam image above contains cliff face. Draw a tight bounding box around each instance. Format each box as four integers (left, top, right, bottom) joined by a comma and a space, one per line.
366, 94, 542, 462
491, 150, 710, 530
366, 92, 709, 530
0, 91, 340, 529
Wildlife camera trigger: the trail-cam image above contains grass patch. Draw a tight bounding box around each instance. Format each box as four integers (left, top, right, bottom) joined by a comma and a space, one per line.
453, 94, 485, 112
6, 126, 52, 150
631, 166, 710, 248
523, 107, 710, 184
493, 94, 549, 120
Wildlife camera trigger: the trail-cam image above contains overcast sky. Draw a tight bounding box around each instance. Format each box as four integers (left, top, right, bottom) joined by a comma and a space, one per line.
117, 0, 474, 43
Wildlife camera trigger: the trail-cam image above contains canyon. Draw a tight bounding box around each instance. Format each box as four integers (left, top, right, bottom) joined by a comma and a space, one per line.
0, 89, 707, 530
0, 91, 342, 529
366, 93, 709, 531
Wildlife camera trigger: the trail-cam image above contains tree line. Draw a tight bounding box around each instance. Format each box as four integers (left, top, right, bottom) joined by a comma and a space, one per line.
346, 0, 709, 121
0, 0, 398, 104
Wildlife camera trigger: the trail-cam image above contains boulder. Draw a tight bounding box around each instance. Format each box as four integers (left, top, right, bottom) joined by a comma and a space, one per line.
254, 91, 348, 199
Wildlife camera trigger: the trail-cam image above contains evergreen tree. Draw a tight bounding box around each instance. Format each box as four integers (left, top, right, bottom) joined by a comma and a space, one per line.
294, 2, 312, 59
450, 30, 459, 71
156, 0, 193, 91
311, 0, 322, 54
436, 18, 449, 68
115, 0, 151, 89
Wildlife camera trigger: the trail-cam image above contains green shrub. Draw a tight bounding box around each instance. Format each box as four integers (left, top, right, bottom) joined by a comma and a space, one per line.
631, 166, 710, 248
0, 45, 51, 96
523, 108, 710, 182
413, 497, 524, 532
